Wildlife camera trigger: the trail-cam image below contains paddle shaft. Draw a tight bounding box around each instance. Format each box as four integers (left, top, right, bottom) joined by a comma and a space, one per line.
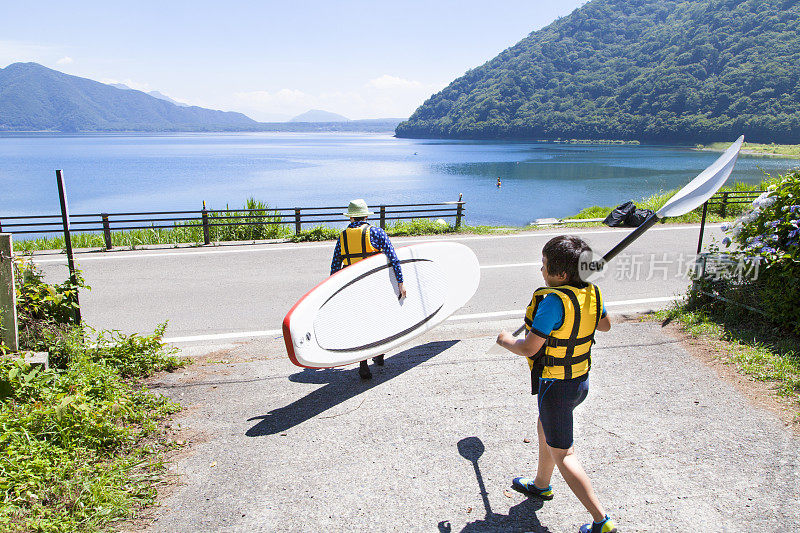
502, 136, 742, 341
602, 212, 661, 263
508, 212, 661, 338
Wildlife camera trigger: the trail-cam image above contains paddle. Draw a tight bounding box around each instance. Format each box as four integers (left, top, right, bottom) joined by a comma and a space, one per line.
493, 135, 744, 345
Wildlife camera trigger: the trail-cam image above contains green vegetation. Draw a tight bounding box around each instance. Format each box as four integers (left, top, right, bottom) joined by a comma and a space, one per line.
658, 169, 800, 417
16, 198, 290, 252
1, 259, 185, 531
397, 0, 800, 144
698, 142, 800, 158
719, 169, 800, 333
657, 302, 799, 416
571, 181, 768, 223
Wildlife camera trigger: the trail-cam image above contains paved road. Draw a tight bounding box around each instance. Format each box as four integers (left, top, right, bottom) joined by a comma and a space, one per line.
28, 224, 800, 532
139, 319, 799, 532
31, 224, 722, 348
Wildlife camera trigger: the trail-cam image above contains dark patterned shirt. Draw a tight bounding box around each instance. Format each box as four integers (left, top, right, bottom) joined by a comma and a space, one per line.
330, 220, 404, 282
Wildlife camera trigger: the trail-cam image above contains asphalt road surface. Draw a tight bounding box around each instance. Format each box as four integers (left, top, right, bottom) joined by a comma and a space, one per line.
25, 223, 800, 532
32, 223, 723, 349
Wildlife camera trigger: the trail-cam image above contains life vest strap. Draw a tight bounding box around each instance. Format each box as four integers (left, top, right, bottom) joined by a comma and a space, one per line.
541, 351, 591, 368
546, 334, 595, 347
340, 252, 380, 260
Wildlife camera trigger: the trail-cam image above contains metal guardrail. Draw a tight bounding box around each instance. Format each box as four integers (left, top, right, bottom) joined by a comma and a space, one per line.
0, 200, 466, 249
697, 189, 766, 253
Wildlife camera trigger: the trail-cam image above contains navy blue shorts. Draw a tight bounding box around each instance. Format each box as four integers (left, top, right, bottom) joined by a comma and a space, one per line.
537, 373, 589, 450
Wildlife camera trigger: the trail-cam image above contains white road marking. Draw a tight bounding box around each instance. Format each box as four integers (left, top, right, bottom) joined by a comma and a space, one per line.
480, 262, 541, 269
163, 329, 283, 343
28, 224, 721, 264
163, 296, 678, 344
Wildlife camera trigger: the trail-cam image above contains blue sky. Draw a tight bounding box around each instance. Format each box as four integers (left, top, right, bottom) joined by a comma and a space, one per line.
1, 1, 586, 120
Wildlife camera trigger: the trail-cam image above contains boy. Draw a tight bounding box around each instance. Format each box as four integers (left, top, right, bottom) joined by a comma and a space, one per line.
330, 199, 406, 379
495, 235, 617, 533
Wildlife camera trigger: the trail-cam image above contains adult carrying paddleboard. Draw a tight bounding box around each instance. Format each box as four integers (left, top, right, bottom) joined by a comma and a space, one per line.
283, 200, 480, 370
329, 199, 406, 378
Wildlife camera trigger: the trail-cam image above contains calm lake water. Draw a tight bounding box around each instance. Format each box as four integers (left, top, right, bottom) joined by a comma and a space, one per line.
2, 132, 798, 227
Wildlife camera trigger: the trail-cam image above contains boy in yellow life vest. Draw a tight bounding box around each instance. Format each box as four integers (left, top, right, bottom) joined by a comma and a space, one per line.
330, 199, 406, 379
495, 235, 617, 533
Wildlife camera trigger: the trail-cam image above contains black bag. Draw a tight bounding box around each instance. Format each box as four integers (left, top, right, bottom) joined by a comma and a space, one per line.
603, 201, 635, 227
626, 208, 655, 227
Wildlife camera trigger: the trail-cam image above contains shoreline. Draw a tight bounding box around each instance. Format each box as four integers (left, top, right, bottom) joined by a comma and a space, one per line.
696, 142, 800, 159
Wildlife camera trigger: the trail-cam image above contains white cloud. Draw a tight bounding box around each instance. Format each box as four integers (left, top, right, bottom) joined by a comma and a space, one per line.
56, 56, 73, 65
366, 74, 423, 90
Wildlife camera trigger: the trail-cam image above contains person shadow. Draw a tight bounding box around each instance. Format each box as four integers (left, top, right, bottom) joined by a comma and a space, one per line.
245, 340, 459, 436
436, 437, 550, 533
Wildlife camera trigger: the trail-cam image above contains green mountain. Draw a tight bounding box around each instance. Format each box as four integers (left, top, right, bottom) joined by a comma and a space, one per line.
396, 0, 800, 144
0, 62, 257, 132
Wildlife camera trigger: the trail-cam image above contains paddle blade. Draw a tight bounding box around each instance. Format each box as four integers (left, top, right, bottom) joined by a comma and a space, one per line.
656, 135, 744, 218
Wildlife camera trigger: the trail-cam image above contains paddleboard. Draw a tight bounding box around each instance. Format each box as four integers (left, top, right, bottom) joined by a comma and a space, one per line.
283, 241, 480, 368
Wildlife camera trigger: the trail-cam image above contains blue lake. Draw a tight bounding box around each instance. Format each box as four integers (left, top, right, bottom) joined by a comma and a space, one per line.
2, 132, 797, 227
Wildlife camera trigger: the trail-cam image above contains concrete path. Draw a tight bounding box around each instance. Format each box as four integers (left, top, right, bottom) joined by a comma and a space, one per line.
142, 318, 800, 532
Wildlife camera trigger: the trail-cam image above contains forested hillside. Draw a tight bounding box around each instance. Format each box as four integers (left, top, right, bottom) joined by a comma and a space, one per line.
396, 0, 800, 143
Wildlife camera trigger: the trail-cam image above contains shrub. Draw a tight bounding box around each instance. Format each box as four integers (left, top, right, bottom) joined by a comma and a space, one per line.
0, 257, 185, 531
717, 169, 800, 334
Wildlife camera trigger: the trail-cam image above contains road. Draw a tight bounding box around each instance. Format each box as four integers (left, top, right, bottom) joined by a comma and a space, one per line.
27, 223, 800, 532
31, 223, 722, 348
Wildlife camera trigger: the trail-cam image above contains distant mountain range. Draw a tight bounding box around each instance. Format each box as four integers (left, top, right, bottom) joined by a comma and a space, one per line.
397, 0, 800, 143
110, 83, 190, 107
0, 63, 403, 132
0, 63, 257, 132
289, 109, 349, 122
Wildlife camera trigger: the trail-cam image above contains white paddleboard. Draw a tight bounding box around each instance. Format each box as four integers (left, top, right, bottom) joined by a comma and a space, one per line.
283, 241, 480, 368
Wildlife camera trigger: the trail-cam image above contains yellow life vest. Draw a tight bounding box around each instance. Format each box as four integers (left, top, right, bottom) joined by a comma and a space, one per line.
524, 284, 603, 380
339, 224, 379, 266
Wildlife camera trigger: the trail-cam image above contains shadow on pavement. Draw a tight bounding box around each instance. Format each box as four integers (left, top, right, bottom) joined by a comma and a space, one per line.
245, 340, 459, 436
436, 437, 548, 533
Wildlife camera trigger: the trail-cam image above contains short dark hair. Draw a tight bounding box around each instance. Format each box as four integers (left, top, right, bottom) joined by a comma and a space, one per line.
542, 235, 592, 284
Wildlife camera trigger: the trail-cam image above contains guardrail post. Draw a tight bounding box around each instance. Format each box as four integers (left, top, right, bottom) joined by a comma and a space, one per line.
101, 213, 113, 250
455, 193, 463, 229
294, 208, 302, 235
697, 201, 709, 254
0, 234, 18, 352
380, 205, 386, 230
201, 202, 211, 245
55, 170, 80, 325
721, 191, 729, 218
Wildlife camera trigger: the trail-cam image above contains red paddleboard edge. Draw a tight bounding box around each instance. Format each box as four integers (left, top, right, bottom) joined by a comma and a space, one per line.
283, 267, 349, 368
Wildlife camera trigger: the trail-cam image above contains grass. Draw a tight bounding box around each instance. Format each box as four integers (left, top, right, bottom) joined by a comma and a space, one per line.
698, 142, 800, 158
570, 180, 768, 224
656, 298, 800, 418
1, 260, 188, 532
17, 217, 505, 252
15, 197, 292, 253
